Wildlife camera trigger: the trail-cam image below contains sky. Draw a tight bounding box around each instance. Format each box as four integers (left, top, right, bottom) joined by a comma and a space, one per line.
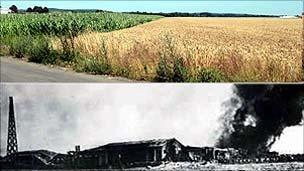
1, 0, 303, 15
0, 83, 303, 156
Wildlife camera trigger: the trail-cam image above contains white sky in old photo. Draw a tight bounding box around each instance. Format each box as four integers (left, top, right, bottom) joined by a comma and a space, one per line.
0, 84, 303, 156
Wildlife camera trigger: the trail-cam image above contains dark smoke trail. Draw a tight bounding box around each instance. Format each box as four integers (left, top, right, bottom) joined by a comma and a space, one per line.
216, 84, 304, 155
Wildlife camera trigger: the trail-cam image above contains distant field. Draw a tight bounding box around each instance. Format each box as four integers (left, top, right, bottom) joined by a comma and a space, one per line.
75, 17, 303, 82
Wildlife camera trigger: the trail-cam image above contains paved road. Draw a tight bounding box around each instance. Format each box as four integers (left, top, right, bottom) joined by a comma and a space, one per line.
0, 57, 132, 82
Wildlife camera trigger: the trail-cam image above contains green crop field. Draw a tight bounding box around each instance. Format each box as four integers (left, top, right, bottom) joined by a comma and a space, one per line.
0, 12, 302, 82
0, 12, 162, 65
0, 12, 162, 37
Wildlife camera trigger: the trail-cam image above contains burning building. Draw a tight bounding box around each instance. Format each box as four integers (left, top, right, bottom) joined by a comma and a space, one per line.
216, 85, 304, 156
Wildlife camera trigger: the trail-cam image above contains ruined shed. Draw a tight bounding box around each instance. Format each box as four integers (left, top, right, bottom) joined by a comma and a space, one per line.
185, 146, 204, 161
0, 150, 65, 169
72, 138, 188, 169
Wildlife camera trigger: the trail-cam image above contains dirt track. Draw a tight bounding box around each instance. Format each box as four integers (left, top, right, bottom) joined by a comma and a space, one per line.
0, 57, 132, 82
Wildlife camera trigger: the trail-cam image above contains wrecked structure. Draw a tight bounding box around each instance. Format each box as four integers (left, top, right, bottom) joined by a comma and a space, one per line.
0, 150, 67, 169
2, 140, 302, 169
0, 138, 202, 169
66, 138, 189, 169
0, 135, 254, 169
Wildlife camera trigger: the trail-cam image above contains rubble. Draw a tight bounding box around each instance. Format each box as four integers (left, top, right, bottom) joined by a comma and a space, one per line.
1, 138, 303, 169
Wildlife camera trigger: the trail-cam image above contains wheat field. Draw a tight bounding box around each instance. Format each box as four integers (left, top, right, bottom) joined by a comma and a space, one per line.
74, 17, 303, 82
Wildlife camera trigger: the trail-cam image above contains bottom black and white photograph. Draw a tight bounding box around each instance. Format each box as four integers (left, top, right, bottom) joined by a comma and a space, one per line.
0, 83, 303, 170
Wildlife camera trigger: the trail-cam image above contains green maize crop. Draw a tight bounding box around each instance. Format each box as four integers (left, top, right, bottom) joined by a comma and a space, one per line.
0, 12, 162, 37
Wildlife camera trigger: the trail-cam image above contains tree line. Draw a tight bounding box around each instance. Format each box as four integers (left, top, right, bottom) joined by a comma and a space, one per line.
26, 6, 49, 13
127, 11, 280, 18
8, 5, 49, 13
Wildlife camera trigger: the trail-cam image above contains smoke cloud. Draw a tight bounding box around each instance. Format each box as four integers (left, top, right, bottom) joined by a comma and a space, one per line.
216, 84, 304, 154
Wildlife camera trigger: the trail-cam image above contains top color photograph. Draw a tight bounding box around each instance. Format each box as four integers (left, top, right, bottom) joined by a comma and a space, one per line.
0, 0, 303, 82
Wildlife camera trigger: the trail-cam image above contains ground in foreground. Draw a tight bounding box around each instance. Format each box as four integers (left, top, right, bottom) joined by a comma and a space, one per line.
138, 162, 304, 170
0, 57, 131, 82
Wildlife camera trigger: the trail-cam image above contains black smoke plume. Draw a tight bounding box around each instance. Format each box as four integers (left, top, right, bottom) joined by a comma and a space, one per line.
216, 84, 304, 155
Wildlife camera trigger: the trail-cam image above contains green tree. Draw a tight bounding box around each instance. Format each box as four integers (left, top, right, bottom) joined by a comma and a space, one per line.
9, 5, 18, 13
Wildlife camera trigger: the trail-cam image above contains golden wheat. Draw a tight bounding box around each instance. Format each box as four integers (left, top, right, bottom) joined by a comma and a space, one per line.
73, 17, 302, 81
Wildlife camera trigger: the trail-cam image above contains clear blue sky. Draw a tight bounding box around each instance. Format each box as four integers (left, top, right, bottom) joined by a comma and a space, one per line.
1, 1, 303, 15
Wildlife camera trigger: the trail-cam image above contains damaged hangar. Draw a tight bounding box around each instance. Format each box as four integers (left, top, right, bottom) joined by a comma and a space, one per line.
67, 138, 190, 169
1, 138, 239, 169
